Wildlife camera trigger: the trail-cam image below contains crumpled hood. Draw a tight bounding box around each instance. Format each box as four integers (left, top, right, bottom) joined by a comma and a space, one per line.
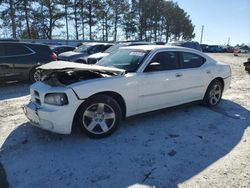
37, 61, 125, 75
88, 52, 109, 59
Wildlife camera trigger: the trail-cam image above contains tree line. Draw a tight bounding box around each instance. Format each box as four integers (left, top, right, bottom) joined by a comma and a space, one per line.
0, 0, 195, 42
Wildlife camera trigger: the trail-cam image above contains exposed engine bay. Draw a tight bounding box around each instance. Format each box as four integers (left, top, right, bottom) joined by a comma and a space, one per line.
36, 61, 125, 86
41, 70, 114, 86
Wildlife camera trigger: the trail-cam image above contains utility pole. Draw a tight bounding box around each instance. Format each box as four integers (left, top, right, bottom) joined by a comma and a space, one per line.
227, 37, 230, 45
200, 25, 204, 44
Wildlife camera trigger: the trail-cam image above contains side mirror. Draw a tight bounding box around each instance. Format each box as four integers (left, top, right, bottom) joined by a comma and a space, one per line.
144, 62, 161, 72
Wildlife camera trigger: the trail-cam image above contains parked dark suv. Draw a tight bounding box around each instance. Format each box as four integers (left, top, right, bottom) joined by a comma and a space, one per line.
0, 42, 57, 83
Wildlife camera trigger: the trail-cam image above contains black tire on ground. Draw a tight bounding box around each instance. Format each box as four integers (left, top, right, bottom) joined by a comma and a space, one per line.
203, 79, 223, 107
29, 68, 41, 83
76, 94, 122, 138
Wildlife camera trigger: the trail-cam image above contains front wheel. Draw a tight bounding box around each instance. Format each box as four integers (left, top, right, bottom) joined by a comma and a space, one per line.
76, 94, 122, 138
203, 80, 223, 107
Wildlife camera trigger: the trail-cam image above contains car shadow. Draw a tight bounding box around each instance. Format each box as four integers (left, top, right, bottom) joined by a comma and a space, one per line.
0, 83, 30, 100
0, 99, 249, 187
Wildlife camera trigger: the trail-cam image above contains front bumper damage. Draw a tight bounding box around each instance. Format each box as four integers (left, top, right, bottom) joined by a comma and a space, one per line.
23, 82, 83, 134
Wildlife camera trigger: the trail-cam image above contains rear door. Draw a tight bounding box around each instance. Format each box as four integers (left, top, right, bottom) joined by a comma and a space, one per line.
177, 52, 212, 101
0, 43, 14, 81
6, 43, 36, 80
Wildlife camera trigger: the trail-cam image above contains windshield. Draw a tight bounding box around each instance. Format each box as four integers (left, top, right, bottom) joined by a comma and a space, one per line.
97, 49, 148, 72
104, 44, 124, 53
74, 45, 91, 53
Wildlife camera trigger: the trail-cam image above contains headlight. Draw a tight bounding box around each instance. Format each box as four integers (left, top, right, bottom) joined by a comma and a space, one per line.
44, 93, 68, 106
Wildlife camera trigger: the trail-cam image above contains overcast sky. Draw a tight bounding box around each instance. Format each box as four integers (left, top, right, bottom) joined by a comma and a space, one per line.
175, 0, 250, 46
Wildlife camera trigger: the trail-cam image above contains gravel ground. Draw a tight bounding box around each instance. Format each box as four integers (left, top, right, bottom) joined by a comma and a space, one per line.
0, 53, 249, 188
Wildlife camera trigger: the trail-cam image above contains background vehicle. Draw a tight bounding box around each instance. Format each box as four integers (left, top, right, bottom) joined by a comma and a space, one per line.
204, 45, 224, 53
168, 41, 202, 51
200, 44, 208, 52
57, 42, 112, 63
0, 42, 57, 83
87, 41, 161, 64
243, 57, 250, 72
239, 48, 249, 53
221, 45, 234, 53
24, 45, 231, 138
50, 45, 76, 55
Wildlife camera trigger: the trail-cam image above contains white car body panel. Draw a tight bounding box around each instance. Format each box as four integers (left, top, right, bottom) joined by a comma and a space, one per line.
25, 82, 83, 134
24, 45, 231, 134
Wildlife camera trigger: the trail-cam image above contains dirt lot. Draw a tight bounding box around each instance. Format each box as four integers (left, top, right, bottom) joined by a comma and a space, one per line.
0, 53, 249, 188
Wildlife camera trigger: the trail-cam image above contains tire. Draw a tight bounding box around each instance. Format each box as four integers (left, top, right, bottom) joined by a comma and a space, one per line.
29, 68, 42, 83
203, 79, 223, 107
76, 94, 122, 138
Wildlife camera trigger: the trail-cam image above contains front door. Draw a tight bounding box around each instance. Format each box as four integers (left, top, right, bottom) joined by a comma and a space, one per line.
137, 51, 184, 112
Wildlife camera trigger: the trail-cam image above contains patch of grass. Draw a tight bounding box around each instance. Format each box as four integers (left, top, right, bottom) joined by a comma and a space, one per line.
0, 162, 9, 188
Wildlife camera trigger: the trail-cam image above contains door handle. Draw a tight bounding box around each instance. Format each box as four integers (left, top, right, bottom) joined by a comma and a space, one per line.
206, 70, 211, 74
175, 73, 183, 77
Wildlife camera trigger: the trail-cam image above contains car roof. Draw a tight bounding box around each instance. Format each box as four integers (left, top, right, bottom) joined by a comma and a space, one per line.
121, 44, 200, 52
82, 42, 112, 46
121, 45, 164, 50
121, 45, 212, 59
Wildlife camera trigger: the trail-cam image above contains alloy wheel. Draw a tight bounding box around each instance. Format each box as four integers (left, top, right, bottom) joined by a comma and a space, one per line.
82, 103, 116, 135
209, 84, 222, 105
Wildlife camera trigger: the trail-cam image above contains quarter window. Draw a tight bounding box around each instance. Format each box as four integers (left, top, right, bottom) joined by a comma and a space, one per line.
144, 51, 178, 72
181, 52, 205, 68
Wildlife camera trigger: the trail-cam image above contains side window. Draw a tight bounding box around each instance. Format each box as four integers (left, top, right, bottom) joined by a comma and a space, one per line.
4, 44, 32, 56
144, 51, 178, 72
181, 52, 205, 69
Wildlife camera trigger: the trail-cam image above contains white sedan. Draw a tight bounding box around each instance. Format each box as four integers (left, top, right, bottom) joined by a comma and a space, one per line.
23, 45, 231, 138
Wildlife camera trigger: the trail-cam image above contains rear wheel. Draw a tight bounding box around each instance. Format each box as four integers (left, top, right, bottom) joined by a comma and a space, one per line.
203, 80, 223, 107
76, 94, 122, 138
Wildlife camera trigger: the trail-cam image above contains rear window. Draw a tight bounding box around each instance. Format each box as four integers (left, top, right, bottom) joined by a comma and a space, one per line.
26, 44, 51, 54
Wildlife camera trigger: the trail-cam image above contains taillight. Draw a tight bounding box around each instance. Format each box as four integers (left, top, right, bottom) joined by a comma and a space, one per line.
51, 52, 57, 61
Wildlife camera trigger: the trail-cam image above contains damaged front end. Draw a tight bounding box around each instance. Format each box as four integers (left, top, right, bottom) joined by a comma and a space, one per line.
36, 61, 125, 86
